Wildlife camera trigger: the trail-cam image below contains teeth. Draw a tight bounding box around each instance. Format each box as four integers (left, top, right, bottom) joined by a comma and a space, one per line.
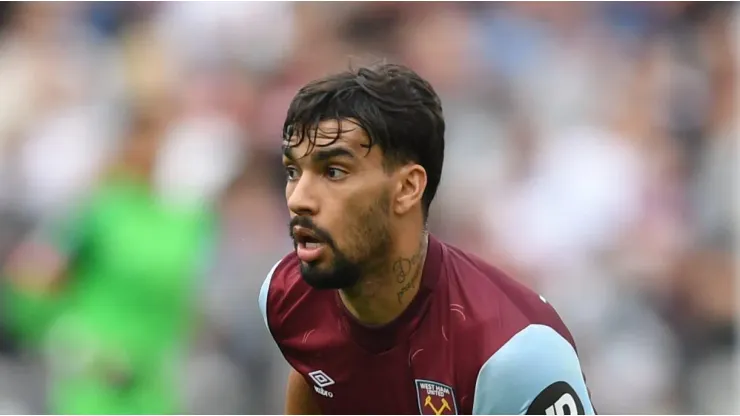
305, 242, 322, 249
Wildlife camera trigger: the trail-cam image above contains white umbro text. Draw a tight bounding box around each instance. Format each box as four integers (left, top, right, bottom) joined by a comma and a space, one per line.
308, 370, 335, 398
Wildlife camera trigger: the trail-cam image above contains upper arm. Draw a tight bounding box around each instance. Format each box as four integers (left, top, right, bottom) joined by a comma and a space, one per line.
472, 324, 595, 415
3, 202, 97, 291
44, 195, 100, 259
286, 368, 321, 415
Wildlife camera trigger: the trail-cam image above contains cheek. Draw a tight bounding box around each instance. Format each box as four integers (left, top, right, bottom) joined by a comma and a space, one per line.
346, 193, 390, 239
320, 179, 391, 244
321, 195, 369, 246
328, 198, 358, 234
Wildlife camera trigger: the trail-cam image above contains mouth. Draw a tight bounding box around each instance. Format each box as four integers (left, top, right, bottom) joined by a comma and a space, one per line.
293, 226, 323, 246
293, 226, 328, 262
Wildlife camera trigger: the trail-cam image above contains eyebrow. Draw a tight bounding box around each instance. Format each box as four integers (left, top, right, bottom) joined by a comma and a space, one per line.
283, 147, 356, 164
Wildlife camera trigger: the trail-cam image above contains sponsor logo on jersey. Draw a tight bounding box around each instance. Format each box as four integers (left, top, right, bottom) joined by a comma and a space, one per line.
526, 381, 585, 415
415, 379, 458, 415
308, 370, 335, 398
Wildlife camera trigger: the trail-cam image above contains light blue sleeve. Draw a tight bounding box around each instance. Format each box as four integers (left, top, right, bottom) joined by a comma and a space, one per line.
258, 259, 283, 330
472, 324, 595, 415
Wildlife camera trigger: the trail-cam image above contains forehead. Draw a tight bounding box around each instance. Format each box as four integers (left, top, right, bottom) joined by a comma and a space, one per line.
283, 118, 371, 157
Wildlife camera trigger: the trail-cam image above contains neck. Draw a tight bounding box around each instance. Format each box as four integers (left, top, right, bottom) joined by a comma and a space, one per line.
339, 229, 429, 326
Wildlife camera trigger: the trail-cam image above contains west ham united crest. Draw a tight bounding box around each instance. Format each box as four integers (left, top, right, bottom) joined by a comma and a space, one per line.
415, 379, 458, 415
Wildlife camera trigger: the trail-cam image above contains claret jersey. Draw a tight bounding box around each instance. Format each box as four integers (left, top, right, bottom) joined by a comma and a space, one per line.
259, 235, 595, 415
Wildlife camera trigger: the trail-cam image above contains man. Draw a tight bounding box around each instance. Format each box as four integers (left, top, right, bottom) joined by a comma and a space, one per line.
3, 113, 215, 414
259, 63, 595, 415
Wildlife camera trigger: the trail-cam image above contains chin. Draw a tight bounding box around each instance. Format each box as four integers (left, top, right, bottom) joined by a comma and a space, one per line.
298, 257, 331, 275
300, 270, 347, 290
300, 261, 362, 291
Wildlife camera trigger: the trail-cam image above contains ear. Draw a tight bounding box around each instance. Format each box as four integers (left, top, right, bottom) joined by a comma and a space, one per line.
393, 164, 427, 216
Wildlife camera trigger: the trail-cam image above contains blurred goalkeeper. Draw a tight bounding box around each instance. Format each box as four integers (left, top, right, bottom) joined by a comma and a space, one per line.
3, 111, 214, 415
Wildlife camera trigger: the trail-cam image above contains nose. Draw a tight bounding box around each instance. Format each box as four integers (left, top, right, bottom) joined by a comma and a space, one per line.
287, 174, 319, 217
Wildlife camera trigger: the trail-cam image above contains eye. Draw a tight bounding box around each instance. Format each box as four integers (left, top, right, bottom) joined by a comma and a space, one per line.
325, 167, 348, 180
285, 166, 300, 181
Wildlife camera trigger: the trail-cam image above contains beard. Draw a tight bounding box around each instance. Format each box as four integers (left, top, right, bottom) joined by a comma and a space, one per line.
289, 191, 392, 290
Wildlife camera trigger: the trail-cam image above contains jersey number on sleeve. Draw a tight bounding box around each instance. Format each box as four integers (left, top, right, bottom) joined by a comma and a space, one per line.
526, 382, 584, 415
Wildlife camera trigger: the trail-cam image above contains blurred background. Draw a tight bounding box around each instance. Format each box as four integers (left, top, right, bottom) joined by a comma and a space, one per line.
0, 1, 735, 414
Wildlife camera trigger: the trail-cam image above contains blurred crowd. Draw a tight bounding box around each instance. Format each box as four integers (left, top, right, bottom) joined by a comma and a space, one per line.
0, 2, 735, 414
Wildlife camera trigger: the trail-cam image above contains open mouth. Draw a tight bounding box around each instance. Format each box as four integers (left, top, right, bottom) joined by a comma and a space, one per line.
293, 226, 328, 263
293, 227, 326, 253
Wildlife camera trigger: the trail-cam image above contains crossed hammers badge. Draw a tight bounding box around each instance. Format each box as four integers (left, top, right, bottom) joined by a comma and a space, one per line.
424, 396, 452, 415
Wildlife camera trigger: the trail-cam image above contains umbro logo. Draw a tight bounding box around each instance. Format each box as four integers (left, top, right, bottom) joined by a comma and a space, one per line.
308, 370, 335, 398
308, 370, 335, 387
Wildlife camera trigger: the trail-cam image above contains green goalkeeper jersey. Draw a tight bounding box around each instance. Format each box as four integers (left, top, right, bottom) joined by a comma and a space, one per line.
15, 176, 215, 414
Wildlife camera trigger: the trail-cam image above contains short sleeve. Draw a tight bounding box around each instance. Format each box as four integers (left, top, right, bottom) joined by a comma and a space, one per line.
258, 258, 283, 331
40, 197, 100, 258
472, 324, 595, 415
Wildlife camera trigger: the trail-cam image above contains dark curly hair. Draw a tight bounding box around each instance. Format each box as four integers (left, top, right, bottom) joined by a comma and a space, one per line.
282, 63, 446, 220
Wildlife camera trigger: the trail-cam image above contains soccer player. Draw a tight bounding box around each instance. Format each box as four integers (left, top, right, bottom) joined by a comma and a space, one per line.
259, 64, 595, 415
3, 119, 215, 414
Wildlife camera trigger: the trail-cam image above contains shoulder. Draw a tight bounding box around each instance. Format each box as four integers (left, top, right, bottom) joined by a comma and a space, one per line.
471, 324, 595, 415
440, 243, 574, 347
258, 251, 304, 332
437, 243, 591, 412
